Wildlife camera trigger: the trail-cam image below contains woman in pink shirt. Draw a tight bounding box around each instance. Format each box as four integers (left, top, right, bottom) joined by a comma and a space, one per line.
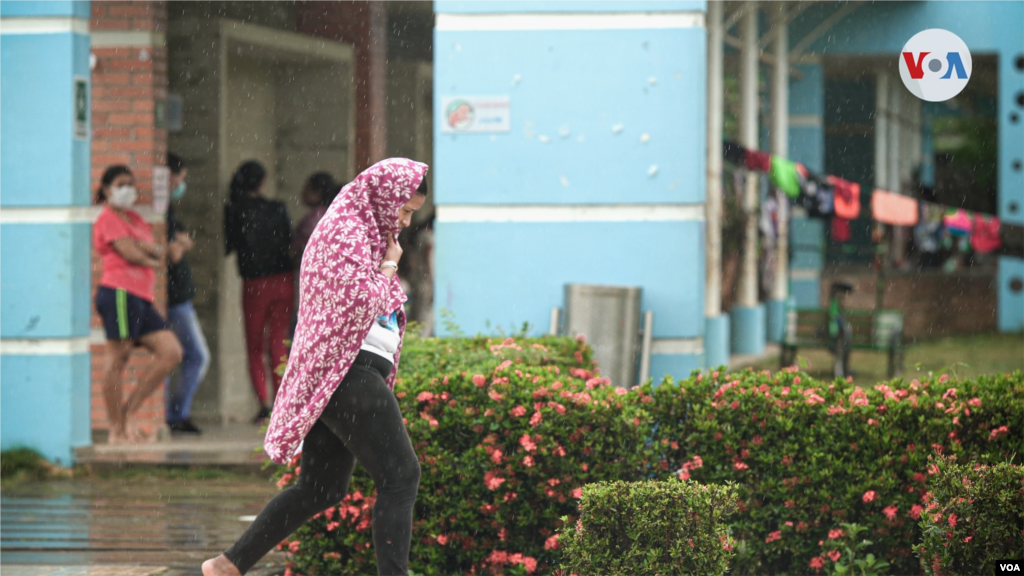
93, 165, 182, 443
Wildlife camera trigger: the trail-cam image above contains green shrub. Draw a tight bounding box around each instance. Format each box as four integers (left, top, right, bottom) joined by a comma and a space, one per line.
273, 332, 1023, 576
914, 458, 1024, 575
558, 479, 738, 575
0, 447, 61, 480
275, 334, 658, 575
644, 369, 1023, 575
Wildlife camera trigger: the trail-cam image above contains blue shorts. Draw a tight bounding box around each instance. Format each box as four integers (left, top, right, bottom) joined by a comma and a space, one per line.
95, 286, 169, 343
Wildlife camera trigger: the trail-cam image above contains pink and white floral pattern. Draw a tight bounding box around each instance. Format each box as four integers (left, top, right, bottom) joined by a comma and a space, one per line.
264, 158, 428, 464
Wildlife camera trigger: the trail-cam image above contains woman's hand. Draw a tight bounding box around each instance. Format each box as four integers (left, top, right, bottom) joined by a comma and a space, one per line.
380, 233, 402, 279
384, 233, 403, 263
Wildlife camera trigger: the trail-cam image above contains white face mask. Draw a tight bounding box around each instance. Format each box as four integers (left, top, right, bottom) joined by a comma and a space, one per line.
108, 185, 138, 208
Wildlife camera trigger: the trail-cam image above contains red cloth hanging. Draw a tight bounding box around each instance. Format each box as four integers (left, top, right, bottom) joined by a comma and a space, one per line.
971, 214, 1002, 253
831, 215, 851, 243
745, 149, 771, 172
830, 176, 861, 220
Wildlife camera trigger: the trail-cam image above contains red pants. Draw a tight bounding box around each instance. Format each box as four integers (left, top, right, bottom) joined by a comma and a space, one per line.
242, 272, 295, 405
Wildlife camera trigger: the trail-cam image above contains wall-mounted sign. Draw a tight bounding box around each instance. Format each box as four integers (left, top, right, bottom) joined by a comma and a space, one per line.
441, 96, 510, 133
152, 166, 170, 215
74, 76, 88, 140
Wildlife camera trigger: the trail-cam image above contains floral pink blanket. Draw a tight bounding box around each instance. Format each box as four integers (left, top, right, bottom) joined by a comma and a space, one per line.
264, 158, 428, 464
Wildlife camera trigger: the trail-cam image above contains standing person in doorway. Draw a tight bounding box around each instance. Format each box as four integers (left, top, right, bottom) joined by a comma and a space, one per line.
290, 171, 340, 261
164, 153, 210, 434
224, 161, 294, 423
203, 159, 429, 576
93, 165, 183, 443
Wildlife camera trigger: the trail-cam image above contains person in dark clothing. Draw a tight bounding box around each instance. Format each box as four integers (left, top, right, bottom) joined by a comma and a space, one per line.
224, 160, 295, 423
165, 153, 210, 434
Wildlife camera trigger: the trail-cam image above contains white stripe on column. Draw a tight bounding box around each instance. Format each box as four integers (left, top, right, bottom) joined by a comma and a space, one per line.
789, 115, 823, 127
436, 12, 705, 31
0, 338, 90, 355
0, 206, 164, 224
651, 338, 704, 355
0, 17, 89, 35
789, 269, 821, 281
437, 204, 704, 223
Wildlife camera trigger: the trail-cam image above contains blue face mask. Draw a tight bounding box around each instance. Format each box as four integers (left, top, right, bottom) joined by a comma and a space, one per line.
171, 181, 187, 200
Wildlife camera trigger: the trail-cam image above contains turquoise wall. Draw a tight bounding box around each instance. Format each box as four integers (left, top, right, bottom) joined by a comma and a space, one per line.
0, 0, 92, 464
434, 1, 708, 382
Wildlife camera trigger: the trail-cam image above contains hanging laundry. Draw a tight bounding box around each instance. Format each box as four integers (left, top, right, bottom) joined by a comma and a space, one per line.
914, 202, 943, 255
723, 140, 746, 165
796, 162, 810, 179
970, 213, 1002, 253
745, 149, 771, 172
760, 194, 779, 241
770, 155, 801, 199
830, 176, 861, 220
943, 208, 972, 237
831, 215, 852, 243
871, 189, 919, 227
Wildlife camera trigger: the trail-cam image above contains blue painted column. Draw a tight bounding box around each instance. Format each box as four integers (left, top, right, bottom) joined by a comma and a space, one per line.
0, 0, 92, 465
434, 1, 708, 383
997, 41, 1024, 332
787, 61, 825, 309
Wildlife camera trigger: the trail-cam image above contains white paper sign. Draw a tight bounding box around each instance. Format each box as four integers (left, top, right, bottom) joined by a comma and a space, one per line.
152, 166, 170, 215
440, 96, 511, 133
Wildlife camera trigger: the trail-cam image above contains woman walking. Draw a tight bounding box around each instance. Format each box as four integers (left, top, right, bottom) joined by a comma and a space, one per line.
203, 158, 428, 576
93, 165, 183, 443
224, 161, 295, 422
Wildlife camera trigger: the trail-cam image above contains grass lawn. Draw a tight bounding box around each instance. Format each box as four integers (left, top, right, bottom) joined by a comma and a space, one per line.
748, 332, 1023, 384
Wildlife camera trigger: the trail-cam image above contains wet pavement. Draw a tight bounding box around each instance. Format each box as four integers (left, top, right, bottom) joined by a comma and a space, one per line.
1, 474, 285, 576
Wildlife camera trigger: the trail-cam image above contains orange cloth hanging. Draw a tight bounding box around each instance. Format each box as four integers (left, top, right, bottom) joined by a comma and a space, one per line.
871, 189, 919, 226
830, 176, 861, 220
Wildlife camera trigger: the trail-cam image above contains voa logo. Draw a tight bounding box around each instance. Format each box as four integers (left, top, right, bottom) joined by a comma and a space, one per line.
899, 29, 972, 102
1000, 562, 1022, 573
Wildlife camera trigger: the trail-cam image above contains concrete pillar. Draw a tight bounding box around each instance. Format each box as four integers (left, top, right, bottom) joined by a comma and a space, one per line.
730, 1, 766, 355
997, 39, 1024, 331
296, 1, 388, 171
788, 61, 825, 308
434, 1, 708, 382
0, 0, 93, 464
705, 0, 728, 368
765, 2, 789, 343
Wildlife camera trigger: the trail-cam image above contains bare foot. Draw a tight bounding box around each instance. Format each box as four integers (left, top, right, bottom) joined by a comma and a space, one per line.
202, 554, 242, 576
108, 427, 131, 445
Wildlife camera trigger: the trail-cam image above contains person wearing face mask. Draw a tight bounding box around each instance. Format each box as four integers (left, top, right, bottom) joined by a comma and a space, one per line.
93, 165, 183, 444
203, 159, 428, 576
164, 153, 210, 435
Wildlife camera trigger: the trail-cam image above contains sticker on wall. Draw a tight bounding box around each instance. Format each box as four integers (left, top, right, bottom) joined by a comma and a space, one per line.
74, 76, 88, 140
152, 166, 170, 216
441, 96, 511, 133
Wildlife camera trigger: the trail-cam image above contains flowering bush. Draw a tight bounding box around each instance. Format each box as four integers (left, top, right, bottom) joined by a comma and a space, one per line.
558, 479, 738, 575
273, 334, 659, 575
271, 331, 1022, 575
644, 369, 1023, 575
914, 457, 1024, 575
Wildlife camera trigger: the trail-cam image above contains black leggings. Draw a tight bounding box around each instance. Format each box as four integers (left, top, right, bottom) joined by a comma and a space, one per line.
224, 351, 421, 575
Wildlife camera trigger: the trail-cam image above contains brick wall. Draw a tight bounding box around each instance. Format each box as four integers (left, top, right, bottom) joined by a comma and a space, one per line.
820, 268, 998, 341
90, 1, 170, 440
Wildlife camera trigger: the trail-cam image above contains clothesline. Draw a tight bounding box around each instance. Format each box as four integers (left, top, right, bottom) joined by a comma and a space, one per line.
721, 140, 1006, 255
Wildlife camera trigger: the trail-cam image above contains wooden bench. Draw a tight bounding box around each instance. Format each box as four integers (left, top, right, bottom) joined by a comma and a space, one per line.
780, 307, 906, 378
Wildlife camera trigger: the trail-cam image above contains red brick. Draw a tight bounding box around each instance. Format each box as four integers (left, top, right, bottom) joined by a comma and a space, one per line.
93, 99, 132, 112
132, 99, 156, 112
109, 139, 153, 152
132, 73, 156, 86
107, 113, 152, 126
104, 59, 154, 73
91, 47, 133, 58
92, 19, 130, 31
93, 127, 131, 139
93, 153, 132, 166
107, 86, 153, 99
108, 4, 154, 17
93, 73, 131, 86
